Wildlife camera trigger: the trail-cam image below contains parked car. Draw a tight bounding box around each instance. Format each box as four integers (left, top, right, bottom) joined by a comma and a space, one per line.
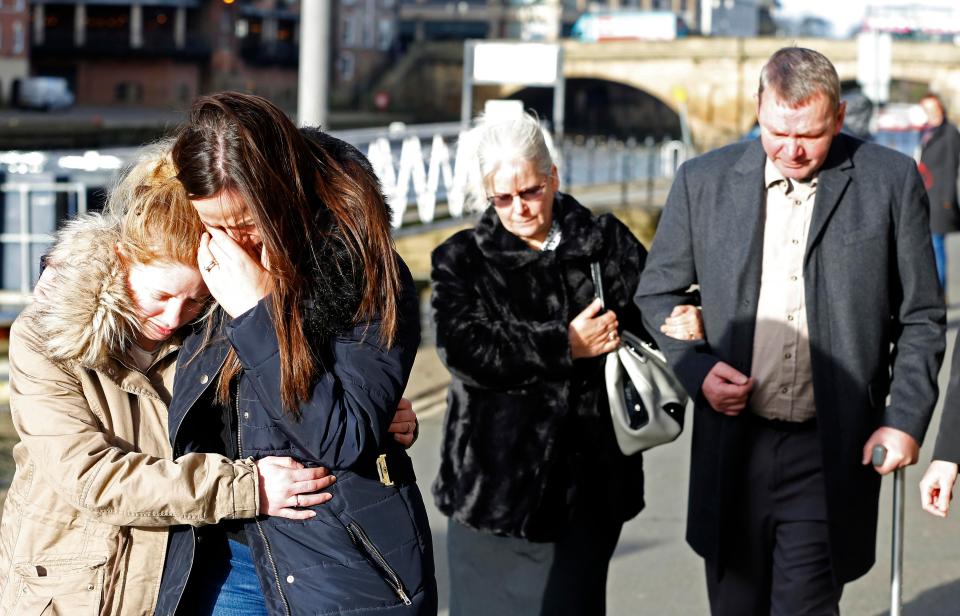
13, 77, 74, 111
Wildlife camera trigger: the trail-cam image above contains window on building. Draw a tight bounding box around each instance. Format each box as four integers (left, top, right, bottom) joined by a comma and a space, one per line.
12, 21, 23, 54
337, 51, 355, 82
277, 19, 294, 42
114, 82, 143, 103
362, 16, 375, 48
341, 14, 358, 47
377, 18, 393, 51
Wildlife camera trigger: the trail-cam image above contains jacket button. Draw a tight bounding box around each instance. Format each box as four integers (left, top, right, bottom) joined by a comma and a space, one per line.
200, 374, 209, 384
87, 583, 95, 590
286, 575, 295, 584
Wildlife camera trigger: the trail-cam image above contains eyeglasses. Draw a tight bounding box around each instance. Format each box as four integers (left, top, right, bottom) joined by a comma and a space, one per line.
487, 183, 547, 209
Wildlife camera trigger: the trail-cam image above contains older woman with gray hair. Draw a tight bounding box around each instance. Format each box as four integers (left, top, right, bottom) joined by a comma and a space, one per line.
430, 112, 700, 615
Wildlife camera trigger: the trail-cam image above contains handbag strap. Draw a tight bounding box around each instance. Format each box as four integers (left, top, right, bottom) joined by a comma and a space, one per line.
590, 261, 605, 310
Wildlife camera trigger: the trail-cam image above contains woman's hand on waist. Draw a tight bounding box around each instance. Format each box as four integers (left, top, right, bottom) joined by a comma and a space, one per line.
255, 456, 336, 520
389, 397, 419, 449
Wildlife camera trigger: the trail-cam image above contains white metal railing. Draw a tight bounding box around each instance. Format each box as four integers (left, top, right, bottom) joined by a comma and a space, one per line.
0, 182, 88, 301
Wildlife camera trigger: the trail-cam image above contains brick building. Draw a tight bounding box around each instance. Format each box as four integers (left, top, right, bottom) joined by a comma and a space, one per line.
0, 0, 28, 105
29, 0, 299, 110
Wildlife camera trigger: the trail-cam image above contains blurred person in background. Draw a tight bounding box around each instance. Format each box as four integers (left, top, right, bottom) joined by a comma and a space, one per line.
917, 93, 960, 290
431, 111, 702, 616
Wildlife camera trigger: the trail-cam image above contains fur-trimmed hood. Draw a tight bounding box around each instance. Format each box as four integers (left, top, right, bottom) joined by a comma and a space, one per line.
29, 213, 141, 370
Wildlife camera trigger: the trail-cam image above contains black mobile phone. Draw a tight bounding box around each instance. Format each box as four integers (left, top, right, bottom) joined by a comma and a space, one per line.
590, 262, 606, 313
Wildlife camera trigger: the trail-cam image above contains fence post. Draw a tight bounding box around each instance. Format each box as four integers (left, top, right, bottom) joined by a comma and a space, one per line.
619, 141, 628, 207
645, 136, 656, 207
585, 136, 596, 185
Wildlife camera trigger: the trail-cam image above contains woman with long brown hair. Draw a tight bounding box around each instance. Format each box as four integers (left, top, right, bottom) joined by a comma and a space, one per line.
152, 93, 435, 616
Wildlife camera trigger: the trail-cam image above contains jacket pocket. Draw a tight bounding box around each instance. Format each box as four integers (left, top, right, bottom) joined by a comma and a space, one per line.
12, 557, 106, 616
346, 521, 412, 606
843, 224, 887, 246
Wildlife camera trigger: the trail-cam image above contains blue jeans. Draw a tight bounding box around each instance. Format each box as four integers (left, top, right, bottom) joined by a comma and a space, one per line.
932, 233, 946, 289
179, 538, 268, 616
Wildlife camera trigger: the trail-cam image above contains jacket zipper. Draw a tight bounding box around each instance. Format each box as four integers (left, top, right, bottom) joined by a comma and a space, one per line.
346, 522, 413, 605
236, 378, 292, 616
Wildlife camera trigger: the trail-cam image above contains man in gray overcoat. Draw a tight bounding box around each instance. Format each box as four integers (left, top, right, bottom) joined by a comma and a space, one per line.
635, 47, 946, 615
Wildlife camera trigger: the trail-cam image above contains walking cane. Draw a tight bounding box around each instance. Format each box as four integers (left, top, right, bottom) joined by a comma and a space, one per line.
872, 445, 904, 616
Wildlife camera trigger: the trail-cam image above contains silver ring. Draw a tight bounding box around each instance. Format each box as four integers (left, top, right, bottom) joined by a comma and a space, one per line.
607, 331, 615, 341
203, 259, 218, 272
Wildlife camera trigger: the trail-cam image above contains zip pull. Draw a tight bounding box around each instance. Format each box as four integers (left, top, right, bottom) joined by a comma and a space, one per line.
397, 587, 412, 606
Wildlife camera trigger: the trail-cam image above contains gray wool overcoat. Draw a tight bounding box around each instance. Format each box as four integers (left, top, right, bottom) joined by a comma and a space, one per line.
635, 133, 946, 584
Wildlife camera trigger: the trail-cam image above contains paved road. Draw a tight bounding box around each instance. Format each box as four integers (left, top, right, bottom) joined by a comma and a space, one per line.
402, 235, 960, 615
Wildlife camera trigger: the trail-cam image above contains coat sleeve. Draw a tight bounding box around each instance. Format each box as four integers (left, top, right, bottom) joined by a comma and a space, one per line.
430, 235, 574, 390
8, 317, 260, 527
882, 162, 947, 443
224, 257, 421, 468
633, 163, 721, 398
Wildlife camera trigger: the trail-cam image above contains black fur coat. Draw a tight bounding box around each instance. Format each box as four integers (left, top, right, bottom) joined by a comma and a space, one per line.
431, 193, 648, 541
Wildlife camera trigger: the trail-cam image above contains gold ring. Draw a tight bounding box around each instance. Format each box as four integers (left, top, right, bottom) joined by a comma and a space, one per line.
203, 260, 218, 272
607, 331, 615, 341
687, 331, 696, 340
296, 494, 301, 507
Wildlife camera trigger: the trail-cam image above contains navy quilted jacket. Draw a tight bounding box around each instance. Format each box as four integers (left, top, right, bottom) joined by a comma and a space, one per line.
153, 258, 437, 616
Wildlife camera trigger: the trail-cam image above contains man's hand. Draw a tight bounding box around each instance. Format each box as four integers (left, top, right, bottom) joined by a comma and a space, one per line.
701, 362, 754, 416
919, 460, 958, 518
255, 456, 336, 520
862, 427, 920, 475
389, 397, 419, 449
569, 298, 619, 359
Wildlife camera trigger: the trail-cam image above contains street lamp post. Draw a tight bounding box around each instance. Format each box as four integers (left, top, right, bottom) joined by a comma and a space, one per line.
298, 0, 331, 128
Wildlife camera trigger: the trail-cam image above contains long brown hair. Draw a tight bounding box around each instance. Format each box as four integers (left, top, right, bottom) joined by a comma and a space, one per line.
171, 92, 400, 413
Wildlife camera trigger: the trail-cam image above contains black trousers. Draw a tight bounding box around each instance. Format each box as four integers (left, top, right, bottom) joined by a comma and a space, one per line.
447, 517, 623, 616
705, 418, 843, 616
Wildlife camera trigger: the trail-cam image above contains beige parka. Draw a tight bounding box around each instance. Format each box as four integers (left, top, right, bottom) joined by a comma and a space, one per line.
0, 214, 259, 615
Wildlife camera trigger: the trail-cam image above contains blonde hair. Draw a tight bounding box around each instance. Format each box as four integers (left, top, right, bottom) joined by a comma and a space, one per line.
106, 140, 203, 267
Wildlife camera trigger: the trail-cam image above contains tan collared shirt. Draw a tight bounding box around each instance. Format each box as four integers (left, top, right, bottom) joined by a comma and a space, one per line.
749, 158, 817, 422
